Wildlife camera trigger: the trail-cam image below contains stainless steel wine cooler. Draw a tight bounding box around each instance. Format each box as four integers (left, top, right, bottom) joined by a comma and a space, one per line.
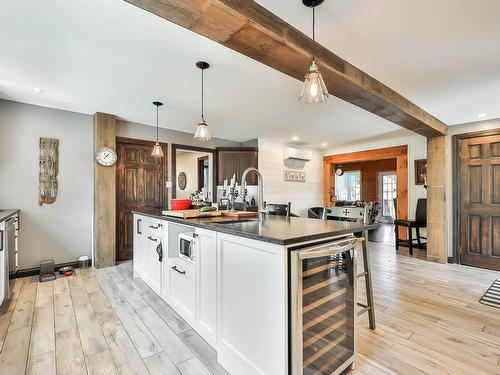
290, 237, 357, 375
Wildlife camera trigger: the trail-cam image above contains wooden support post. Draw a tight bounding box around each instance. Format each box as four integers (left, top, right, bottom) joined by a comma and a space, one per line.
426, 136, 447, 263
94, 113, 116, 268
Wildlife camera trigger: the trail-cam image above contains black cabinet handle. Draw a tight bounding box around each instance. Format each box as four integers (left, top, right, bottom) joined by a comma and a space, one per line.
137, 219, 142, 235
147, 236, 158, 242
0, 231, 3, 252
171, 266, 186, 275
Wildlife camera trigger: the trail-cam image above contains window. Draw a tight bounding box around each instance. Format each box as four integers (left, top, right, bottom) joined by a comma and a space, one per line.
335, 171, 361, 201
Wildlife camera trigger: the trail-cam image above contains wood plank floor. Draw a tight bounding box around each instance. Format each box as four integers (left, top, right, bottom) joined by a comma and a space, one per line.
0, 242, 499, 375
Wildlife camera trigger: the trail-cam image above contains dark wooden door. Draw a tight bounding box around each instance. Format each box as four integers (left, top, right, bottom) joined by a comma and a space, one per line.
459, 133, 500, 270
216, 148, 258, 185
116, 139, 167, 262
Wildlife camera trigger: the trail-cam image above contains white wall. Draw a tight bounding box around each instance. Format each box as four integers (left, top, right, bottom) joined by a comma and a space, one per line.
175, 151, 210, 199
258, 139, 323, 217
324, 129, 428, 220
446, 119, 500, 258
0, 100, 93, 269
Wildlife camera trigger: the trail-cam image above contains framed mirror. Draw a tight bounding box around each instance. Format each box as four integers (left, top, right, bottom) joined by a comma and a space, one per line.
171, 144, 216, 203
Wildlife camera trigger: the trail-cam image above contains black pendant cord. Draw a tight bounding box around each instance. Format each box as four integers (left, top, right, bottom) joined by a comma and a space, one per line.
201, 68, 204, 120
312, 5, 316, 61
156, 105, 159, 142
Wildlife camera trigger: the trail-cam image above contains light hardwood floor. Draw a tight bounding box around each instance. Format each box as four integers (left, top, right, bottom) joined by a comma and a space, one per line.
0, 242, 499, 375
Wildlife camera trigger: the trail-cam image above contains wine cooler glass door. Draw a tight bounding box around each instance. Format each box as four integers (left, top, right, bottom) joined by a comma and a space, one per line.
291, 238, 356, 375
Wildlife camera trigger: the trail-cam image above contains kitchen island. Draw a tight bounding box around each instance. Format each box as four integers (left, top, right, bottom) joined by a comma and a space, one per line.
133, 212, 376, 375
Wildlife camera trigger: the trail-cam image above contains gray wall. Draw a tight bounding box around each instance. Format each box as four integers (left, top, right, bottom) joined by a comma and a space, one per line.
116, 120, 240, 188
0, 100, 94, 269
0, 100, 245, 269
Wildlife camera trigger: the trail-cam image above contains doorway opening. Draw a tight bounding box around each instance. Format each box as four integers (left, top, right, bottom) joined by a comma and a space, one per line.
379, 171, 397, 223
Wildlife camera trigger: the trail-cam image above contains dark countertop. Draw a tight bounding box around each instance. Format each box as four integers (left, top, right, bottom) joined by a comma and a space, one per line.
133, 211, 376, 246
0, 209, 19, 223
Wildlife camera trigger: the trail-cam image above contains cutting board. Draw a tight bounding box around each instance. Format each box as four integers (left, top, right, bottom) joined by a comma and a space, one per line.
221, 211, 259, 218
162, 209, 222, 219
162, 209, 258, 219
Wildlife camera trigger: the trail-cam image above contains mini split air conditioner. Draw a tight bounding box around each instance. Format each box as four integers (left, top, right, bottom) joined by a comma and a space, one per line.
283, 147, 312, 161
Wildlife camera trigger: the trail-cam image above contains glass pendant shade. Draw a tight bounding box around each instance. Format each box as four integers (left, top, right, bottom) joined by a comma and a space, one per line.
300, 60, 329, 103
151, 141, 164, 158
194, 118, 211, 141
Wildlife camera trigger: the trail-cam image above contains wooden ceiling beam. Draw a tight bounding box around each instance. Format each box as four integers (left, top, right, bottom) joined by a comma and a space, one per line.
125, 0, 448, 137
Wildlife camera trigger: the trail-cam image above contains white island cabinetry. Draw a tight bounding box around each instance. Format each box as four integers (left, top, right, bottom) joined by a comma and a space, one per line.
133, 214, 163, 295
133, 213, 288, 375
195, 227, 217, 347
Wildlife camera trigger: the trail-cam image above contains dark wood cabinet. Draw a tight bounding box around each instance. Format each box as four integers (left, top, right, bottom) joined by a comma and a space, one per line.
216, 147, 258, 185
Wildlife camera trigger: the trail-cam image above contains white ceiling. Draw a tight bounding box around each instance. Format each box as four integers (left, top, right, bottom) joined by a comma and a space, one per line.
1, 0, 499, 148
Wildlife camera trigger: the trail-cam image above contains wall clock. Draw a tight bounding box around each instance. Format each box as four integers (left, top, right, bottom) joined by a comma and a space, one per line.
178, 172, 187, 190
335, 167, 344, 176
95, 146, 117, 166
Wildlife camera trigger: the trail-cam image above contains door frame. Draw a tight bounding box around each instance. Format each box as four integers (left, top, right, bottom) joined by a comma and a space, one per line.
115, 137, 168, 262
171, 144, 216, 202
452, 128, 500, 265
323, 145, 408, 237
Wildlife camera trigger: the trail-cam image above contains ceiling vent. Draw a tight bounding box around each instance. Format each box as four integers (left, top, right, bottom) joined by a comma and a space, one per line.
283, 147, 312, 161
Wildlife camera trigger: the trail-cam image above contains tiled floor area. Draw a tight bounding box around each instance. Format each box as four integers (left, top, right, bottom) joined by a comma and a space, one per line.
0, 242, 499, 375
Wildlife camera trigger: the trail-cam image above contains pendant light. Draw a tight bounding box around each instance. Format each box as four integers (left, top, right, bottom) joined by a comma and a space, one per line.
194, 61, 211, 141
300, 0, 329, 103
151, 101, 164, 157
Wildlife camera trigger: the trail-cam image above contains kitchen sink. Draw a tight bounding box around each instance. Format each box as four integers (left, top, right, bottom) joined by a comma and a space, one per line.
215, 219, 260, 225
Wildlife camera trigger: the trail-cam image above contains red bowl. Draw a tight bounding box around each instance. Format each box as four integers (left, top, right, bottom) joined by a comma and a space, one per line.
171, 199, 191, 210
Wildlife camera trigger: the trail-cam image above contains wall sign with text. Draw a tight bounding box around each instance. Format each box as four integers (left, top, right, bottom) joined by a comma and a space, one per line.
283, 170, 306, 182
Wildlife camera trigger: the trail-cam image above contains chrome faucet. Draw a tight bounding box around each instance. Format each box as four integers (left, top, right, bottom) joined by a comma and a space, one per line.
241, 167, 266, 214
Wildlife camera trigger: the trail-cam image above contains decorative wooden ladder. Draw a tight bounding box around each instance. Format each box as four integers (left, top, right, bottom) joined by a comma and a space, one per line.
326, 206, 376, 330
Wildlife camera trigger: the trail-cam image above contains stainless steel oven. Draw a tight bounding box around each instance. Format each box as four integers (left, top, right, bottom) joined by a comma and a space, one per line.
178, 232, 197, 263
290, 237, 357, 375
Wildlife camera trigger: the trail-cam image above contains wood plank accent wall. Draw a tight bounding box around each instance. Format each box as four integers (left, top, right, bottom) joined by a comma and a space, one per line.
324, 146, 408, 238
124, 0, 448, 137
426, 136, 447, 263
94, 113, 116, 268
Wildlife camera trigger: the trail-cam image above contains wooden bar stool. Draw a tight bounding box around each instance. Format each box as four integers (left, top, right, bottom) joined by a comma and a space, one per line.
325, 205, 376, 330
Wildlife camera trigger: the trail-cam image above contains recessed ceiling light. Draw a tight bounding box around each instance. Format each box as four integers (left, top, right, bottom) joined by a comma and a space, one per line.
322, 143, 328, 147
292, 136, 299, 141
33, 87, 44, 93
477, 113, 487, 118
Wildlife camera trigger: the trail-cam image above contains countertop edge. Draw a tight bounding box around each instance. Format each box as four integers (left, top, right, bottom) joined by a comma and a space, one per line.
132, 211, 377, 246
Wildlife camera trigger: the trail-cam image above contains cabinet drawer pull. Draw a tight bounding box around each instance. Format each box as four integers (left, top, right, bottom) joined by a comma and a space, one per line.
137, 219, 142, 235
147, 236, 158, 242
171, 266, 186, 275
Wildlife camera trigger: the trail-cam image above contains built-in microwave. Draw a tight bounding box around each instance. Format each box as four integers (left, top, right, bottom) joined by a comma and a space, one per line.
178, 232, 197, 263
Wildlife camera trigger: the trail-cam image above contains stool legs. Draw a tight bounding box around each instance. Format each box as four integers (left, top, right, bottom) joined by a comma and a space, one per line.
395, 225, 399, 250
408, 227, 413, 255
362, 231, 376, 330
416, 227, 422, 250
